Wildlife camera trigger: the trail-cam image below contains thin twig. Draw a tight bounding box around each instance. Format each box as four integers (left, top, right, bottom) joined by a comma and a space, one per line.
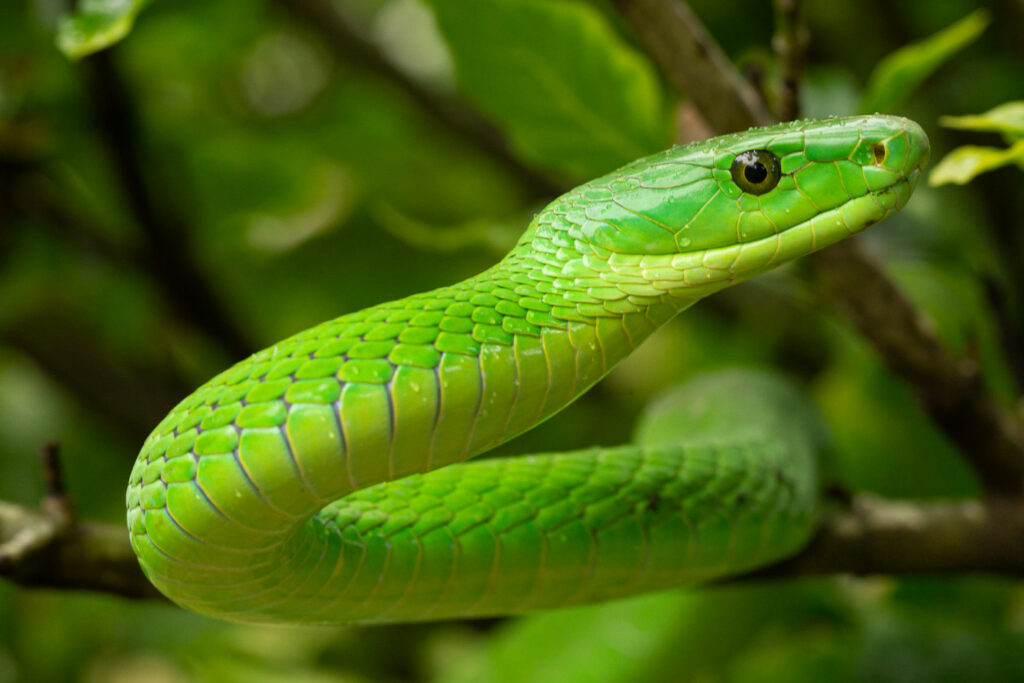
0, 165, 136, 269
982, 274, 1024, 394
973, 167, 1024, 394
270, 0, 562, 199
40, 443, 74, 524
771, 0, 805, 122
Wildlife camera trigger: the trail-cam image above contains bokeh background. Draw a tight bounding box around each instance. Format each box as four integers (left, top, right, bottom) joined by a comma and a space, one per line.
2, 0, 1024, 681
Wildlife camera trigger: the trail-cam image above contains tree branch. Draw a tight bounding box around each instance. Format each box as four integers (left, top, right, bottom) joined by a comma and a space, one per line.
816, 245, 1024, 494
3, 494, 1022, 602
0, 446, 161, 600
269, 0, 562, 200
746, 496, 1024, 579
0, 501, 161, 599
771, 0, 806, 122
608, 0, 772, 132
611, 0, 1024, 495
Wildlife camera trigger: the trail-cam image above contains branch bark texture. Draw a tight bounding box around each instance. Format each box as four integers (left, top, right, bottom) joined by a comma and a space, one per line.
0, 502, 161, 599
3, 495, 1020, 603
748, 496, 1024, 579
609, 0, 772, 133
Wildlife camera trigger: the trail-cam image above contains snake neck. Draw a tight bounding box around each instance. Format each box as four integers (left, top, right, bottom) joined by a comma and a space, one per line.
504, 184, 744, 325
126, 202, 703, 614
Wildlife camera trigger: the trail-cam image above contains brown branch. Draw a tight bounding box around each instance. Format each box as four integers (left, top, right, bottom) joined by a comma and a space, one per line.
608, 0, 772, 133
3, 494, 1022, 602
771, 0, 806, 122
0, 445, 161, 600
270, 0, 562, 199
611, 0, 1024, 495
40, 443, 74, 523
745, 495, 1024, 579
0, 501, 161, 599
816, 245, 1024, 494
1, 417, 1020, 602
82, 49, 254, 361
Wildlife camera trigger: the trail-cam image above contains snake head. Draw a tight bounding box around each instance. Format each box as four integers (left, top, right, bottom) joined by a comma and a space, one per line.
544, 115, 929, 299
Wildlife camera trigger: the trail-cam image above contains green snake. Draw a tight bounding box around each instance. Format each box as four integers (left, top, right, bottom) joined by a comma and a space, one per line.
126, 116, 928, 624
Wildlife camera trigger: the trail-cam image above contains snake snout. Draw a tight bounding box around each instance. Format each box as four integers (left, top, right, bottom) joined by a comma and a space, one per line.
874, 117, 931, 180
902, 119, 931, 176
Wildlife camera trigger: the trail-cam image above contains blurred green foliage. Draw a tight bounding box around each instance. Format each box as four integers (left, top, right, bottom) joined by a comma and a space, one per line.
2, 0, 1024, 681
427, 0, 673, 178
931, 101, 1024, 185
55, 0, 149, 59
858, 9, 989, 115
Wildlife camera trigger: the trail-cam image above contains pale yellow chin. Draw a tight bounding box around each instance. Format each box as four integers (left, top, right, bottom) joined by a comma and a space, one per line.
633, 190, 893, 298
562, 178, 912, 307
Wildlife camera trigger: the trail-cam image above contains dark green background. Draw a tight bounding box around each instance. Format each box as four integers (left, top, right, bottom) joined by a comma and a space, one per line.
1, 0, 1023, 680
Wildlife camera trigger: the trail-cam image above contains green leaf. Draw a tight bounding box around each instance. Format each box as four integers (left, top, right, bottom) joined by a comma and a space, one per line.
929, 139, 1024, 186
859, 9, 989, 114
55, 0, 148, 60
424, 0, 672, 179
940, 101, 1024, 141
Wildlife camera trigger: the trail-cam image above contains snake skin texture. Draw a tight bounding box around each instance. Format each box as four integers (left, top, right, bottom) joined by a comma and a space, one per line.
127, 116, 928, 624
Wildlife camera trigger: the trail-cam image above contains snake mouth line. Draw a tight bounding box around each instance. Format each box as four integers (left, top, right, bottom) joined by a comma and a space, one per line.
634, 173, 918, 299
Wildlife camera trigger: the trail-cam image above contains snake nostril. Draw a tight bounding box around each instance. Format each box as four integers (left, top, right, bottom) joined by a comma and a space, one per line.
871, 142, 887, 165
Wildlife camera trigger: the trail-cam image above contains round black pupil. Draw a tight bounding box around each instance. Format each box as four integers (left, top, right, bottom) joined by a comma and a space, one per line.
744, 161, 768, 184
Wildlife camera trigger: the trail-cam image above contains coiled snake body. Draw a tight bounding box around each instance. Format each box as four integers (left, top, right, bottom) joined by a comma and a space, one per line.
127, 116, 928, 624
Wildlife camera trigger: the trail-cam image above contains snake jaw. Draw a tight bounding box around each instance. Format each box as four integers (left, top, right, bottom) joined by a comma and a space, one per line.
531, 115, 928, 261
541, 116, 931, 302
573, 194, 891, 302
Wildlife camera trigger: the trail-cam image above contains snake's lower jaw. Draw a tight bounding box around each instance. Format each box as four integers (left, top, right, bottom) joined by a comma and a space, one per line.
681, 187, 918, 296
877, 163, 924, 218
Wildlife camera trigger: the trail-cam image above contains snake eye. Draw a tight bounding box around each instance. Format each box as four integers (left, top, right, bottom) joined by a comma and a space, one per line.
730, 149, 781, 195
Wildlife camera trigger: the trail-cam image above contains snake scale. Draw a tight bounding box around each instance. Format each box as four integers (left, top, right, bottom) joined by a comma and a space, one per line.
126, 116, 928, 624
